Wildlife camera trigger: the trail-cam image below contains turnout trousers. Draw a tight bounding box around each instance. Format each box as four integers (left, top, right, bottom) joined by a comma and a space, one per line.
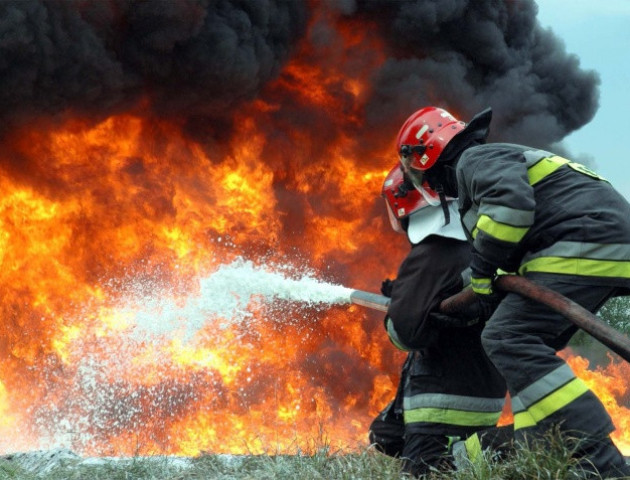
369, 399, 513, 477
480, 276, 628, 476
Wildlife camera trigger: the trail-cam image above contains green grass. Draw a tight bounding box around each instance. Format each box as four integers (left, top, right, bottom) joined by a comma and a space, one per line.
430, 429, 591, 480
1, 430, 625, 480
0, 447, 404, 480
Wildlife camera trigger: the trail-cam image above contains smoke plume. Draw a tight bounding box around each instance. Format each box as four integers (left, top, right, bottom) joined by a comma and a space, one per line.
0, 0, 598, 149
355, 0, 599, 147
0, 0, 308, 128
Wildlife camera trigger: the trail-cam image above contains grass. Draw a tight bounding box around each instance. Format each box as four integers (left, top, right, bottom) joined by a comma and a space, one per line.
430, 428, 595, 480
0, 430, 625, 479
0, 448, 404, 480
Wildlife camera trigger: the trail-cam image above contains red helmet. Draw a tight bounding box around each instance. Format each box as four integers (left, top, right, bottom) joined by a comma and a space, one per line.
396, 106, 466, 172
381, 164, 431, 233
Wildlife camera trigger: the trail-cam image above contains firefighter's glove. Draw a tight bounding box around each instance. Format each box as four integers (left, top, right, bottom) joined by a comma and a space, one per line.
381, 278, 395, 298
470, 251, 504, 321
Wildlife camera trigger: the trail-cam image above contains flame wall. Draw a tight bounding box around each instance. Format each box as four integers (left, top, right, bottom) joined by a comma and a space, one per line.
0, 0, 625, 457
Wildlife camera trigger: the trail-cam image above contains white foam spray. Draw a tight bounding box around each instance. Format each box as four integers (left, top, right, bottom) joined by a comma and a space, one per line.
128, 257, 354, 339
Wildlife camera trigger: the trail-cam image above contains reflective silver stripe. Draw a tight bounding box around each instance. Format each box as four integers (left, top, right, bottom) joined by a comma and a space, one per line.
462, 208, 478, 234
513, 376, 589, 430
478, 203, 534, 227
523, 149, 553, 166
522, 241, 630, 264
404, 406, 502, 427
452, 440, 468, 469
511, 395, 526, 413
404, 393, 505, 413
461, 267, 472, 288
515, 364, 575, 408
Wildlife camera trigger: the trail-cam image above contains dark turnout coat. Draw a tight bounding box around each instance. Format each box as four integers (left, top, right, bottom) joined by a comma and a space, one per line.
456, 143, 630, 289
453, 142, 630, 475
385, 236, 506, 436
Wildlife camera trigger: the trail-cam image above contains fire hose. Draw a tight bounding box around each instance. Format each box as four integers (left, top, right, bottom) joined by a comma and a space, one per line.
349, 275, 630, 363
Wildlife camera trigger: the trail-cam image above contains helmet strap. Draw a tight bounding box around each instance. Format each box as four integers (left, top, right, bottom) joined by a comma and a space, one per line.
424, 167, 453, 226
436, 185, 450, 226
426, 164, 458, 197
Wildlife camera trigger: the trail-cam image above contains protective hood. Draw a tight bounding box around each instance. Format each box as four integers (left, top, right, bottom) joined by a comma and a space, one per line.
407, 200, 466, 244
439, 108, 492, 165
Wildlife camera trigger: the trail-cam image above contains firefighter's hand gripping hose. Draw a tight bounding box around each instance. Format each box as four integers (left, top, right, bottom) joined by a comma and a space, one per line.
469, 251, 505, 321
349, 276, 630, 363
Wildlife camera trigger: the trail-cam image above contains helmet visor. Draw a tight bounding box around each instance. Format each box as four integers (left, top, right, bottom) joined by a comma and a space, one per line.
384, 199, 405, 234
399, 154, 440, 207
417, 183, 441, 206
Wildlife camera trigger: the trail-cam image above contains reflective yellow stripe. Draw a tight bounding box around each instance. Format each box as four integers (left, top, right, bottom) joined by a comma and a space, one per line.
514, 410, 537, 429
464, 433, 483, 463
471, 277, 493, 295
517, 365, 576, 406
527, 156, 569, 185
404, 408, 502, 427
476, 214, 529, 243
527, 377, 589, 423
519, 256, 630, 278
513, 378, 589, 431
526, 155, 607, 185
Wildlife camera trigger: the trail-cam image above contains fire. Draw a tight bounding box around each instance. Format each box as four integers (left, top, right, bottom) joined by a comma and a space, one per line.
495, 353, 630, 455
562, 352, 630, 454
0, 1, 626, 461
0, 7, 402, 457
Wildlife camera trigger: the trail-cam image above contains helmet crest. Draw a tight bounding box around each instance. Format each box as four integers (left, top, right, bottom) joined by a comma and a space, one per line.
396, 106, 466, 172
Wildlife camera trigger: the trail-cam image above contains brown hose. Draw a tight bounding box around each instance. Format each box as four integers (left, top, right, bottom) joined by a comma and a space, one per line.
439, 275, 630, 363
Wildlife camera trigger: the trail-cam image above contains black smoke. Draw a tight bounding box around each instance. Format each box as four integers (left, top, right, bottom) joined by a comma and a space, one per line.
0, 0, 599, 150
0, 0, 308, 130
354, 0, 600, 148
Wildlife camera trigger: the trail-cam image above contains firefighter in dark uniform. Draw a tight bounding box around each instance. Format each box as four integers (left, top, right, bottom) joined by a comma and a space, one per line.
394, 106, 630, 478
369, 164, 510, 477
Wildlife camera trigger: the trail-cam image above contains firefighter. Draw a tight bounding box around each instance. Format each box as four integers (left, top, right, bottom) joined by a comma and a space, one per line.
369, 164, 510, 477
394, 106, 630, 478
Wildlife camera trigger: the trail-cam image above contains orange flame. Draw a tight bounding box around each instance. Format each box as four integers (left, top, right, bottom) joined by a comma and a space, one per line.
562, 352, 630, 454
0, 2, 626, 459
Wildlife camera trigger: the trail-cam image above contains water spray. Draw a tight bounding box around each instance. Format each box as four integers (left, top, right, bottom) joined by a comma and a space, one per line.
128, 258, 367, 339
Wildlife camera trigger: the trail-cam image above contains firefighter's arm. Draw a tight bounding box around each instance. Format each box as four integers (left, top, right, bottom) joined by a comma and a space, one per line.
380, 276, 429, 350
458, 145, 536, 270
457, 147, 532, 309
469, 249, 507, 319
383, 240, 474, 350
381, 278, 419, 351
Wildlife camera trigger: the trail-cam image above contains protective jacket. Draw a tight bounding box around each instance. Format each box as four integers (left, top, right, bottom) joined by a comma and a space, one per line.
385, 236, 506, 436
455, 142, 630, 475
456, 143, 630, 289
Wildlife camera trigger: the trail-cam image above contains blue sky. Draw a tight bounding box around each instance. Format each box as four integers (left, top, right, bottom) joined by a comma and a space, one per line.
535, 0, 630, 201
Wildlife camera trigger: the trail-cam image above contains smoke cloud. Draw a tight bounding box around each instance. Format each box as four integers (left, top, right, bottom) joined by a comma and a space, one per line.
0, 0, 599, 149
356, 0, 600, 148
0, 0, 308, 127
